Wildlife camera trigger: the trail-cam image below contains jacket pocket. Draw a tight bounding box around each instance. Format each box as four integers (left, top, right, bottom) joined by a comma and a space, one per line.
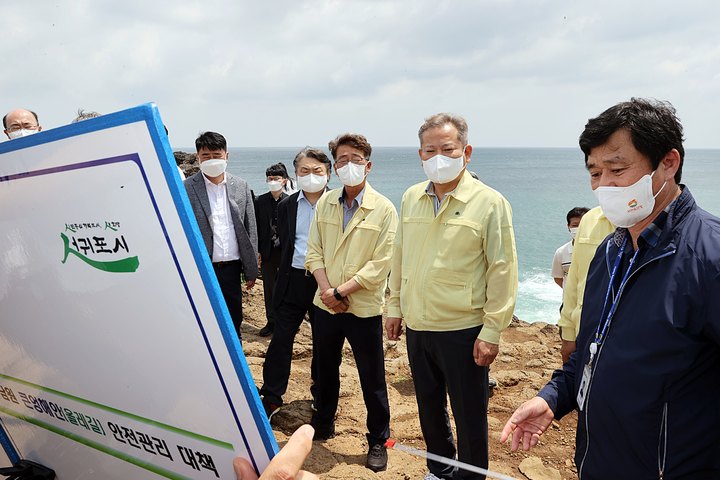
424, 270, 473, 319
353, 222, 382, 251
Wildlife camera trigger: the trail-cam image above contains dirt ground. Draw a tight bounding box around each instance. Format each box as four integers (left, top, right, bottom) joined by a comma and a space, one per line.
241, 282, 578, 479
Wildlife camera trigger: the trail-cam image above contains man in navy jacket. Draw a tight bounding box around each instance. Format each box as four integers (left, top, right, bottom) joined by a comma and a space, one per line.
502, 98, 720, 479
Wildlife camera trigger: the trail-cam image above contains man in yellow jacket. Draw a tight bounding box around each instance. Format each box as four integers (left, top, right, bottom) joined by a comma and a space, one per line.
305, 133, 398, 473
557, 207, 615, 363
386, 113, 518, 480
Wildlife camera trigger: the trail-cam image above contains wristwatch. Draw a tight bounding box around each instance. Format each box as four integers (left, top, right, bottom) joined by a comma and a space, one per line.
333, 287, 344, 301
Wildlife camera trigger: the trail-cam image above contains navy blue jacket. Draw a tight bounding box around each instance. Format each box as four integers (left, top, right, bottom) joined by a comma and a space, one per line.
539, 187, 720, 479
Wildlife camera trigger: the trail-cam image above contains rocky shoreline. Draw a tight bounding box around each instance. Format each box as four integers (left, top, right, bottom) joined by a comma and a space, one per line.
240, 282, 578, 480
173, 151, 198, 178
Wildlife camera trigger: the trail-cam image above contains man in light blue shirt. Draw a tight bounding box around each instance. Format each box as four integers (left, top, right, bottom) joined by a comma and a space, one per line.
260, 147, 332, 420
291, 191, 316, 268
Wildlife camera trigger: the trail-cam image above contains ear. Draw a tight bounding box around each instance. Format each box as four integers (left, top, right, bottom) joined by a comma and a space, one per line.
38, 126, 43, 132
365, 161, 372, 174
464, 144, 473, 163
661, 149, 681, 183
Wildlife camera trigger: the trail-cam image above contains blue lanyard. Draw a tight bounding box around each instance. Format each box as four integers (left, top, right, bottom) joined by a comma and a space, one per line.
589, 234, 640, 364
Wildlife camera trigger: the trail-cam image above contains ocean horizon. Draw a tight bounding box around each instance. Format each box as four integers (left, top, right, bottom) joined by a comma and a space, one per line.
178, 146, 720, 324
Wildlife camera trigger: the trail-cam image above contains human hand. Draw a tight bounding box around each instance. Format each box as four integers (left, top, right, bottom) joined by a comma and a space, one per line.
246, 279, 256, 290
500, 397, 555, 452
258, 254, 262, 268
473, 339, 499, 366
385, 317, 403, 340
330, 298, 349, 314
320, 288, 344, 310
560, 340, 576, 364
234, 424, 319, 480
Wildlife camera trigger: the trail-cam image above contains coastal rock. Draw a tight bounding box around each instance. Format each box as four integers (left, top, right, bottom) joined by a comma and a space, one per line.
174, 151, 198, 177
494, 369, 543, 387
239, 279, 578, 479
519, 457, 562, 480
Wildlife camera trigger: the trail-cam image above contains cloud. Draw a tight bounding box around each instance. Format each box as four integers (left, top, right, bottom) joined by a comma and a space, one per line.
2, 0, 719, 147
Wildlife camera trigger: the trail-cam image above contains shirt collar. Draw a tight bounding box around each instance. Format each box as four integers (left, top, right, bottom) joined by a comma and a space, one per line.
339, 185, 366, 208
424, 181, 457, 199
422, 170, 476, 203
612, 200, 676, 249
202, 174, 226, 188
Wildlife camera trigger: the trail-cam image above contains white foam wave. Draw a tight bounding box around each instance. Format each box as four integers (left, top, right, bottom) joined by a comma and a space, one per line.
514, 271, 563, 324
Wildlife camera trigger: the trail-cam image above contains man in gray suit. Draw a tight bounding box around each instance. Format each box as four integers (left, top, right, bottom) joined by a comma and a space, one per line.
184, 131, 259, 339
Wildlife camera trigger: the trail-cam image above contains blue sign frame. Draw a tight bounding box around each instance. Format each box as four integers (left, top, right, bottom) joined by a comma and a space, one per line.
0, 103, 277, 474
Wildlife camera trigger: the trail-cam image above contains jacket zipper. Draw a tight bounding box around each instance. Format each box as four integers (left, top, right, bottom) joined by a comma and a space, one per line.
578, 246, 676, 478
658, 402, 668, 479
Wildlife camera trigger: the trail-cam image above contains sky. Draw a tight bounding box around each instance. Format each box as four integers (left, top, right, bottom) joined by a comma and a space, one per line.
3, 0, 719, 148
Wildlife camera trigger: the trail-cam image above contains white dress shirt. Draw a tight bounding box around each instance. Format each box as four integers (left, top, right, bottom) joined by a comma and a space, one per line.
203, 175, 240, 262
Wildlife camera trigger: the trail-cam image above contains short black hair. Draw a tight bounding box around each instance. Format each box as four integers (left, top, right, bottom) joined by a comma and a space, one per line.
195, 131, 227, 152
266, 162, 290, 178
292, 147, 331, 173
3, 110, 39, 129
566, 207, 590, 225
579, 98, 684, 183
328, 133, 372, 161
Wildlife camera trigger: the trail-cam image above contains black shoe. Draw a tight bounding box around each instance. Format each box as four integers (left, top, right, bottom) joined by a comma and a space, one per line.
366, 444, 388, 472
262, 397, 281, 421
312, 424, 335, 441
259, 323, 274, 337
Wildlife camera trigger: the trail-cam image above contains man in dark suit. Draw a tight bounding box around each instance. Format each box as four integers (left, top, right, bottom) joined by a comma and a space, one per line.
259, 147, 331, 420
184, 131, 258, 339
254, 163, 291, 337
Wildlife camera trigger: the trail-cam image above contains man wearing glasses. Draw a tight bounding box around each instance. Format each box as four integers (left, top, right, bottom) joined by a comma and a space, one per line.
3, 109, 42, 140
387, 113, 518, 480
305, 133, 397, 472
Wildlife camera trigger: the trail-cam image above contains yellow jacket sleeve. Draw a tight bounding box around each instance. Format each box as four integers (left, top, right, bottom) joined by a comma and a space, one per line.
387, 195, 404, 318
558, 254, 580, 341
478, 198, 519, 344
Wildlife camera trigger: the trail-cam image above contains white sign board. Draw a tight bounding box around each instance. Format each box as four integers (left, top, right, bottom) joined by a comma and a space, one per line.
0, 104, 276, 479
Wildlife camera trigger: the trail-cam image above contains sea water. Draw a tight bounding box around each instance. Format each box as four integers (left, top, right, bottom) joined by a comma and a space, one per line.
216, 146, 720, 324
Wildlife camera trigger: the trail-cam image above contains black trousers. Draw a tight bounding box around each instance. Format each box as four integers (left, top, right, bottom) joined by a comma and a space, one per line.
260, 268, 318, 405
407, 326, 489, 480
212, 260, 243, 338
260, 249, 281, 324
311, 307, 390, 447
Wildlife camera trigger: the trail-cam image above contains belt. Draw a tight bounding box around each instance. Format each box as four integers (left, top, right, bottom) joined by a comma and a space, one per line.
213, 260, 241, 268
290, 267, 311, 276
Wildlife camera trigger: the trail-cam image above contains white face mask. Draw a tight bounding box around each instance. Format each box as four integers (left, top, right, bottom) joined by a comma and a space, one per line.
297, 173, 327, 193
267, 180, 283, 192
593, 170, 666, 228
422, 153, 465, 184
200, 159, 227, 178
569, 227, 578, 240
8, 128, 38, 140
336, 162, 367, 187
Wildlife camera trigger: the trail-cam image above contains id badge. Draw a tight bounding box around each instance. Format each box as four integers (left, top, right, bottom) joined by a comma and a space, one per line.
576, 363, 592, 411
